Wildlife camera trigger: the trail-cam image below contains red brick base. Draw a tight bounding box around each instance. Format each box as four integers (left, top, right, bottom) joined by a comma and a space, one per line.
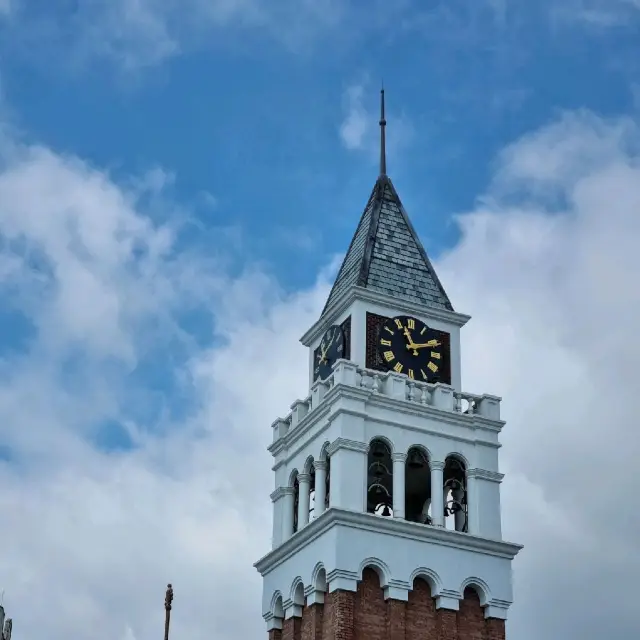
269, 569, 506, 640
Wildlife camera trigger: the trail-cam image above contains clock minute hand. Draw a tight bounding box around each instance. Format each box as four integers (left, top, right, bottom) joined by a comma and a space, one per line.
409, 340, 441, 349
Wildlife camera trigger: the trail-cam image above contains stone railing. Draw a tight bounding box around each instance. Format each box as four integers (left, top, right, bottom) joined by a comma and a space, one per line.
271, 359, 501, 442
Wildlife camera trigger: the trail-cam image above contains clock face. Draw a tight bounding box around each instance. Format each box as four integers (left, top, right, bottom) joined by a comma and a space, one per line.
377, 315, 444, 382
314, 324, 345, 381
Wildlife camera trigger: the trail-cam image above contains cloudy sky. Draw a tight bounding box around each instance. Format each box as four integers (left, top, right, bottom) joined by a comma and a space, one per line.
0, 1, 639, 638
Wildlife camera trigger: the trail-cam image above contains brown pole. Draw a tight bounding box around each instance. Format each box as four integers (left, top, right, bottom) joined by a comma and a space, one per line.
164, 584, 173, 640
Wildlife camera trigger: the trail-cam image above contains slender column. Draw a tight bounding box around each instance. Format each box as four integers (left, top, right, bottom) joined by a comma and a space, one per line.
392, 452, 407, 519
298, 473, 311, 528
282, 487, 295, 540
430, 461, 445, 526
314, 461, 327, 517
466, 470, 479, 534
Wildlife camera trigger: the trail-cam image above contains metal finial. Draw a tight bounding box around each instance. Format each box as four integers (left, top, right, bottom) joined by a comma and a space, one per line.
379, 85, 387, 177
164, 584, 173, 640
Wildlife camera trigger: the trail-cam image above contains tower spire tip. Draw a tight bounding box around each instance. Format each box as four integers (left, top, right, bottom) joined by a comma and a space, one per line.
379, 85, 387, 177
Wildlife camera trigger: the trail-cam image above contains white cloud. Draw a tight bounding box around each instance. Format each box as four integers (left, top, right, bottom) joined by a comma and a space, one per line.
1, 106, 640, 640
339, 84, 369, 151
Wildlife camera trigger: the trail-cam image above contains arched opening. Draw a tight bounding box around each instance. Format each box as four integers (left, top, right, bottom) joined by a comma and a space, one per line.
443, 455, 467, 532
308, 462, 317, 520
367, 438, 393, 517
355, 567, 386, 640
458, 587, 485, 636
272, 593, 284, 620
404, 447, 432, 524
324, 454, 331, 509
292, 473, 300, 533
407, 577, 437, 638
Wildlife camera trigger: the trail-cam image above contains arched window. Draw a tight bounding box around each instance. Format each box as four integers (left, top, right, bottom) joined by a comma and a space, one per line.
443, 455, 467, 532
324, 454, 331, 510
367, 438, 393, 517
308, 462, 316, 520
292, 474, 300, 533
405, 447, 432, 524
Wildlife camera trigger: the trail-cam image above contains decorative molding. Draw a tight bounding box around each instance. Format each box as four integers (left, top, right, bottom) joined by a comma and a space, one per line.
300, 286, 471, 347
304, 584, 325, 605
314, 460, 327, 471
270, 487, 293, 502
391, 452, 407, 463
297, 473, 312, 484
327, 437, 369, 457
254, 508, 523, 577
430, 460, 445, 471
485, 598, 512, 620
326, 568, 359, 592
282, 598, 302, 619
385, 578, 411, 602
436, 589, 461, 611
263, 612, 283, 631
468, 469, 504, 483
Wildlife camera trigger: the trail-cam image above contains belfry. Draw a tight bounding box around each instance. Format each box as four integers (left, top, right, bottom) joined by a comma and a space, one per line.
254, 90, 522, 640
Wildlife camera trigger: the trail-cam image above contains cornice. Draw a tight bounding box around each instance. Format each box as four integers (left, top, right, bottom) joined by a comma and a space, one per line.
469, 469, 504, 483
327, 437, 369, 456
254, 508, 523, 576
300, 286, 471, 346
270, 487, 293, 502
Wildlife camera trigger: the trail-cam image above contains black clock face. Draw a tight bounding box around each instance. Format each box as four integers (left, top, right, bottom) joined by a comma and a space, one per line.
314, 325, 345, 381
377, 315, 444, 382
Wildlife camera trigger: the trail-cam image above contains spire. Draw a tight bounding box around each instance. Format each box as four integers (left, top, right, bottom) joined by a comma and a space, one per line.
379, 85, 387, 177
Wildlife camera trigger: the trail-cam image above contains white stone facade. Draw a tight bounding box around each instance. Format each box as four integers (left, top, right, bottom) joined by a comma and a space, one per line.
254, 287, 522, 632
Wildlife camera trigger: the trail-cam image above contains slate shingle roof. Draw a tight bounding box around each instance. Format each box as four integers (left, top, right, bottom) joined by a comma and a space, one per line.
322, 175, 453, 313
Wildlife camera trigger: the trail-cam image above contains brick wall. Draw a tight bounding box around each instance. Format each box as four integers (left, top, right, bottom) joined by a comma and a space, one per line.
268, 572, 506, 640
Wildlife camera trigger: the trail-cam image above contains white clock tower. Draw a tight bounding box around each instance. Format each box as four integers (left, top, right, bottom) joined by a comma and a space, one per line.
254, 91, 522, 640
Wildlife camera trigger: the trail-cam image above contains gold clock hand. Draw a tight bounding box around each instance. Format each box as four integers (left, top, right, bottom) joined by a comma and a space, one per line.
409, 340, 441, 349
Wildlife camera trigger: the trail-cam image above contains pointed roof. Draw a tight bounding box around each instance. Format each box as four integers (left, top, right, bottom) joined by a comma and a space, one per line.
322, 174, 453, 313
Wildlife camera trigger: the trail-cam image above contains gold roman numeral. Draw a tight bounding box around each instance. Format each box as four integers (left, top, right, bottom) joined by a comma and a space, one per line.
407, 318, 415, 329
421, 369, 428, 380
431, 352, 441, 359
420, 326, 426, 335
408, 369, 415, 379
384, 326, 394, 335
394, 318, 403, 329
383, 350, 395, 362
393, 362, 403, 373
380, 339, 391, 346
427, 362, 438, 373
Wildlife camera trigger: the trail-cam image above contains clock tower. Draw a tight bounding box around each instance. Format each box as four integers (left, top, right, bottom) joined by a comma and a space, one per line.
254, 90, 522, 640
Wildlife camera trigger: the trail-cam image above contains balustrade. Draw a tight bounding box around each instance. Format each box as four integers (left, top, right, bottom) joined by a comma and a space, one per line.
272, 361, 501, 440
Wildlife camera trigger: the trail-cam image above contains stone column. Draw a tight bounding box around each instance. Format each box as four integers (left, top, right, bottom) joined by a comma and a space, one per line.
298, 473, 311, 528
430, 461, 445, 527
314, 461, 327, 518
392, 452, 407, 519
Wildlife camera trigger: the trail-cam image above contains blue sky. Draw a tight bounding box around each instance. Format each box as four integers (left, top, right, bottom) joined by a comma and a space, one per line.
3, 0, 639, 292
1, 2, 640, 639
